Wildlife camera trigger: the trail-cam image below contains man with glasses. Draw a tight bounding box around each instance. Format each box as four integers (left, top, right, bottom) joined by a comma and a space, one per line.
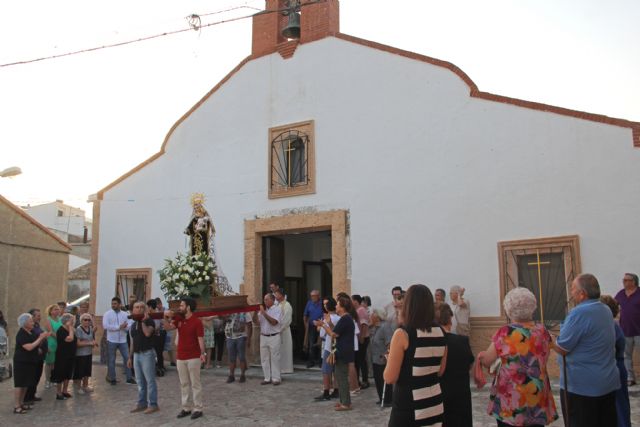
303, 290, 323, 368
615, 273, 640, 386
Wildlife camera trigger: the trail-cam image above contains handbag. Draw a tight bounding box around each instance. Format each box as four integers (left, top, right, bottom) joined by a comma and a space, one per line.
326, 338, 336, 365
473, 353, 487, 388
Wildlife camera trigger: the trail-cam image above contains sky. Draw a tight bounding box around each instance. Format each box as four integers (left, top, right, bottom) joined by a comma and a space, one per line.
1, 0, 639, 218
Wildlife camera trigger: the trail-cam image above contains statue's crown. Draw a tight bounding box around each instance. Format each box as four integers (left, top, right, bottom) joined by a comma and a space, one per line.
190, 192, 205, 207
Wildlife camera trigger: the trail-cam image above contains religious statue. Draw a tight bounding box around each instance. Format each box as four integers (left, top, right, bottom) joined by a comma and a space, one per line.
184, 193, 214, 257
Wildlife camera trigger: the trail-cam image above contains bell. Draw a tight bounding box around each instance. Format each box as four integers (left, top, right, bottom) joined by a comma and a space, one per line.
282, 11, 301, 39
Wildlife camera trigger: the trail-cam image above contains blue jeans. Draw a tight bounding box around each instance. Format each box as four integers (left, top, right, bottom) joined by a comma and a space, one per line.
134, 350, 158, 408
107, 341, 133, 381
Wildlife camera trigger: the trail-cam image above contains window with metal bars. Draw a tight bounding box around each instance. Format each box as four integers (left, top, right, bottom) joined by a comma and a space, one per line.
268, 120, 315, 198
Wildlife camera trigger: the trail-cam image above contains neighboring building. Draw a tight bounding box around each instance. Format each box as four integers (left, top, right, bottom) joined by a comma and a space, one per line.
68, 262, 90, 302
91, 0, 640, 359
0, 194, 70, 331
23, 200, 92, 243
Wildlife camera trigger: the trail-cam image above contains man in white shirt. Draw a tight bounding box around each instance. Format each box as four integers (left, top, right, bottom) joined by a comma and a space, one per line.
102, 297, 135, 385
383, 286, 403, 326
257, 293, 282, 385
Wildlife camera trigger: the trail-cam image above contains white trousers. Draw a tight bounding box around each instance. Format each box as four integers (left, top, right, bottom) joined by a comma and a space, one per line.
260, 334, 281, 382
176, 358, 202, 412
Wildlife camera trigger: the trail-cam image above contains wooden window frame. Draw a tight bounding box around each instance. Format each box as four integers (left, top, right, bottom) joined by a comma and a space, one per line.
268, 120, 316, 199
497, 235, 581, 319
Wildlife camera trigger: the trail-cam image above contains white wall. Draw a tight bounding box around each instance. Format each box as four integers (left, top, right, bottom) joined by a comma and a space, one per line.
25, 201, 89, 239
95, 37, 640, 316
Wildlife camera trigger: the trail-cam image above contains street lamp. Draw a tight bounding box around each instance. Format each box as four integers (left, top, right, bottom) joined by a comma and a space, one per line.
0, 166, 22, 178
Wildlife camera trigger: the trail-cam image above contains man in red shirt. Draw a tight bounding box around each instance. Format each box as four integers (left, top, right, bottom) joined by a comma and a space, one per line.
164, 298, 205, 420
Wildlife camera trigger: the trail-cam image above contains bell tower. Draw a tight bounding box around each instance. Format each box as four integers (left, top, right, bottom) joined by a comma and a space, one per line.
251, 0, 340, 58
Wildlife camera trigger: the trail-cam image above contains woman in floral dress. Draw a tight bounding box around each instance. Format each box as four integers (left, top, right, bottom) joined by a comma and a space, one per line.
478, 287, 558, 427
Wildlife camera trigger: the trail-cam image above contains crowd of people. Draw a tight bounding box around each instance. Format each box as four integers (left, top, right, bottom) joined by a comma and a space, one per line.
6, 272, 639, 426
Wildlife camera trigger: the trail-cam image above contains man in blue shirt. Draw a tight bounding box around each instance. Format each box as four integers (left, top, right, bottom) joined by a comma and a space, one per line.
303, 290, 323, 368
554, 273, 619, 427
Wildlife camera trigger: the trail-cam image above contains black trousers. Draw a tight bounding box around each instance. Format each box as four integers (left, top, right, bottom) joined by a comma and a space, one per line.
560, 389, 617, 427
355, 337, 370, 384
214, 332, 225, 362
372, 363, 392, 403
155, 330, 166, 370
25, 359, 44, 401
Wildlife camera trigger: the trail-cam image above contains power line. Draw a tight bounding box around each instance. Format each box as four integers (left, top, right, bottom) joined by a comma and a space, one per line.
0, 6, 259, 69
0, 1, 324, 69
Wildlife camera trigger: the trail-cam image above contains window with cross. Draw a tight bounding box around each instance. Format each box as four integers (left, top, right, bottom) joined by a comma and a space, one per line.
268, 120, 315, 198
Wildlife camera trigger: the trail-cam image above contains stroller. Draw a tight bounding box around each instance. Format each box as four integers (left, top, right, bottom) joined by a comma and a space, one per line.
0, 327, 12, 381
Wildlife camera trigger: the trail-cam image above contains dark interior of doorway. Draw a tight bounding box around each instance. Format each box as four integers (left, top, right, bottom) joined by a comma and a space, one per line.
262, 231, 332, 363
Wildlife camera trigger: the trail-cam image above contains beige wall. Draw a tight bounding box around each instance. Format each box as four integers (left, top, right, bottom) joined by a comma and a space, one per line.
0, 198, 69, 339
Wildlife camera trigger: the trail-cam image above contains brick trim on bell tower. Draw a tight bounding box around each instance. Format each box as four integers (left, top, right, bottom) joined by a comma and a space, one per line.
251, 0, 340, 59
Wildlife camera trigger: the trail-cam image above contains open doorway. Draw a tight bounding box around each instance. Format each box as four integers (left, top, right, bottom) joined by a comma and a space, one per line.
262, 231, 332, 362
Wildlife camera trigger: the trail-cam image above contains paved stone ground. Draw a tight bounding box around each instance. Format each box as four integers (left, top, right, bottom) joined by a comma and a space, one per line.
1, 362, 639, 426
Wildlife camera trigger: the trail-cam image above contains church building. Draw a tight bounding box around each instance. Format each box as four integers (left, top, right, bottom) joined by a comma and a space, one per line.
90, 0, 640, 355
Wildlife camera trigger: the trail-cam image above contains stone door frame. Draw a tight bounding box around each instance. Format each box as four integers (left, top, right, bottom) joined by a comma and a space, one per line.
242, 209, 350, 304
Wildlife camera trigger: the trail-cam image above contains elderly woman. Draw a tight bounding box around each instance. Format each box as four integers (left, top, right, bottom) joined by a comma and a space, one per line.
600, 295, 631, 427
478, 287, 558, 427
13, 313, 50, 414
436, 302, 474, 426
52, 313, 77, 400
449, 285, 470, 336
370, 308, 394, 406
74, 313, 98, 393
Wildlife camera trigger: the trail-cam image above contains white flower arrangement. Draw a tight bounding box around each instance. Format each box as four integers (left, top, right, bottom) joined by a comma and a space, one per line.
158, 251, 216, 300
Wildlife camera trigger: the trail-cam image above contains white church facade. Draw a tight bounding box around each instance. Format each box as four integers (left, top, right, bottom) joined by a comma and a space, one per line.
90, 0, 640, 353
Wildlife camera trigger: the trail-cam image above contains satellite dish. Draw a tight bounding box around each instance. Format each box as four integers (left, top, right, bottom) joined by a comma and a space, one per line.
0, 166, 22, 178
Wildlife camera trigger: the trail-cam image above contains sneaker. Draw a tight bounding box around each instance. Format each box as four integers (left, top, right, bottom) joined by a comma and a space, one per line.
272, 381, 281, 386
130, 406, 147, 413
55, 394, 67, 400
226, 376, 235, 383
329, 389, 339, 399
126, 378, 137, 385
191, 411, 203, 419
144, 406, 160, 414
239, 375, 246, 383
260, 380, 271, 385
176, 410, 191, 418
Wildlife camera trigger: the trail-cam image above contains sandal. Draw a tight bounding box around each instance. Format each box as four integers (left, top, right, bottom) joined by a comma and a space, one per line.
335, 404, 352, 411
14, 407, 27, 414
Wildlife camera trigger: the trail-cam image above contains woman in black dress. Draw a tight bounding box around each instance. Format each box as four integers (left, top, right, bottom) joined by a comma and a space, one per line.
436, 302, 474, 427
52, 313, 77, 400
384, 284, 448, 426
13, 313, 50, 414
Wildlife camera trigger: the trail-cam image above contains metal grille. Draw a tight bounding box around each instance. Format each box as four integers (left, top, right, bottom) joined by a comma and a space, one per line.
502, 245, 577, 328
271, 130, 309, 190
116, 273, 148, 307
